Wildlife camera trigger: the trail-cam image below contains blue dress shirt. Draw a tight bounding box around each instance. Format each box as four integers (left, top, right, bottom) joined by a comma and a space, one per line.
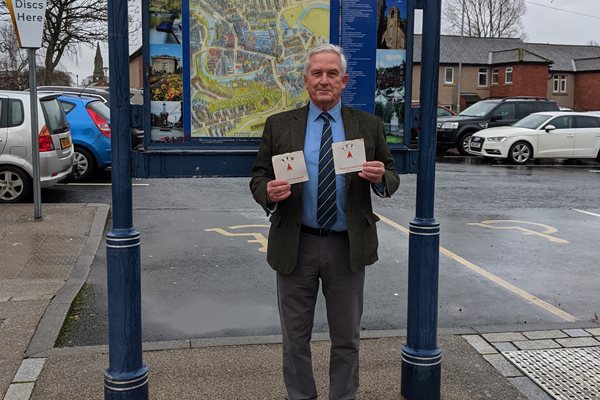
302, 101, 347, 231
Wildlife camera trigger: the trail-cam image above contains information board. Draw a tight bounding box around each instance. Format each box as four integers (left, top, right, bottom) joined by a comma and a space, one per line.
146, 0, 407, 145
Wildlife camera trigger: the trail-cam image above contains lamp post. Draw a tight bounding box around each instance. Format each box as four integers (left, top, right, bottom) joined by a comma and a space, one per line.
104, 0, 148, 398
401, 0, 443, 398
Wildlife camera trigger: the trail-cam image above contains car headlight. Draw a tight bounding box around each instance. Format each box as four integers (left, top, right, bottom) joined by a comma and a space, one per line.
440, 122, 458, 130
486, 137, 506, 143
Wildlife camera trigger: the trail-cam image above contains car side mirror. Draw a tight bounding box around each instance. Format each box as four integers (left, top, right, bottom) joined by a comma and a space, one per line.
490, 114, 503, 121
544, 125, 556, 132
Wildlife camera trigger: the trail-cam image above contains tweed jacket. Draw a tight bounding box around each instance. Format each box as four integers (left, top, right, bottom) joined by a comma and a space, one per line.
250, 104, 400, 274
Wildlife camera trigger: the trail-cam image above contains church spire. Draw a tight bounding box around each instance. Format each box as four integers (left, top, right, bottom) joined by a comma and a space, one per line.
93, 42, 105, 83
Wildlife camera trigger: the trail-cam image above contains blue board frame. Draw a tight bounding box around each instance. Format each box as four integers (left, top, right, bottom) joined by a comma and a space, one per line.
135, 0, 417, 177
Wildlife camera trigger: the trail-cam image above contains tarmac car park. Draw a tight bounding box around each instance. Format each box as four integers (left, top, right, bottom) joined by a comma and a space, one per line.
467, 111, 600, 164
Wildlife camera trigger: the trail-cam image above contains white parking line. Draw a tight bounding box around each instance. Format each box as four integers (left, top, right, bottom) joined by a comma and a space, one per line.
572, 209, 600, 218
491, 164, 595, 168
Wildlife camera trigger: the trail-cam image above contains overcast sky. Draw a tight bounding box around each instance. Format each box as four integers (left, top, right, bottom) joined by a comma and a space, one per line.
61, 0, 600, 85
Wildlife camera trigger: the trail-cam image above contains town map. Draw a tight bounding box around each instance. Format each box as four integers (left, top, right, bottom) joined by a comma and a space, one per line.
190, 0, 329, 137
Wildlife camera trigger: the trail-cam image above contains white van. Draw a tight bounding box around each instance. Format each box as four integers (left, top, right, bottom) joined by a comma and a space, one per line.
0, 91, 74, 203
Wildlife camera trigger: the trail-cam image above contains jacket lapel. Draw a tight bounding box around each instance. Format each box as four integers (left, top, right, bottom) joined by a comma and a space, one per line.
289, 104, 309, 152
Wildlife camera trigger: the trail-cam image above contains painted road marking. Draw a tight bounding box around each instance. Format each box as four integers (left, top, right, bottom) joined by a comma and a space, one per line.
572, 209, 600, 218
467, 220, 569, 244
205, 225, 269, 253
375, 212, 577, 322
491, 164, 596, 168
59, 183, 150, 186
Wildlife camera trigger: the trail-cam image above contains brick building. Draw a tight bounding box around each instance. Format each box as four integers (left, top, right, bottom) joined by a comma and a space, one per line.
413, 35, 600, 112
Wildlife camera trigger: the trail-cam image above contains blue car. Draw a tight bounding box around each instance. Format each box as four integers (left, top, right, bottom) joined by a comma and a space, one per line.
58, 95, 111, 180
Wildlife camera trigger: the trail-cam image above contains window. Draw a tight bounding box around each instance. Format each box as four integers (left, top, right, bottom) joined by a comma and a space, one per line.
8, 99, 24, 127
575, 116, 600, 128
553, 75, 567, 93
548, 116, 572, 129
493, 103, 516, 120
478, 68, 488, 86
491, 68, 499, 85
505, 67, 513, 84
59, 100, 76, 114
40, 99, 69, 134
444, 67, 454, 84
517, 103, 537, 119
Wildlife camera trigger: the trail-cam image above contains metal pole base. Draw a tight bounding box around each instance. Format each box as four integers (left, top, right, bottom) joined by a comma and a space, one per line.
401, 346, 441, 400
104, 368, 149, 399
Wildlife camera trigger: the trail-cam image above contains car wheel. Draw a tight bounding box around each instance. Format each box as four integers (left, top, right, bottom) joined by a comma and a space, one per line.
71, 147, 97, 181
0, 166, 32, 203
508, 141, 532, 164
457, 132, 474, 156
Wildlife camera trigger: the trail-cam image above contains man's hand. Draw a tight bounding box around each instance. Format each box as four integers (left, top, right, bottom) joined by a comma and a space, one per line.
359, 161, 385, 184
267, 179, 291, 202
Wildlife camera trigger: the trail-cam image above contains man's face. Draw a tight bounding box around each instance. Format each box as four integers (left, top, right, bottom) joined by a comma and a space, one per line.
304, 51, 349, 111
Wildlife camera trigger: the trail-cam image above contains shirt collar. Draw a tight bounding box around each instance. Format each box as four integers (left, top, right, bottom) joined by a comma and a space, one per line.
308, 100, 342, 123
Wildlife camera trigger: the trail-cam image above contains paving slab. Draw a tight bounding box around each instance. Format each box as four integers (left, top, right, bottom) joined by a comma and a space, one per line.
555, 337, 600, 347
30, 336, 526, 400
521, 330, 568, 340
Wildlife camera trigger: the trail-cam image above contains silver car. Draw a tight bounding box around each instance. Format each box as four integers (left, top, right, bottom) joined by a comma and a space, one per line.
0, 91, 74, 203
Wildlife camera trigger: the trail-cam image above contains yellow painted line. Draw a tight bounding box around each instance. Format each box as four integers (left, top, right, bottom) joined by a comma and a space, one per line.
375, 212, 577, 322
467, 220, 569, 244
58, 183, 150, 186
205, 226, 269, 253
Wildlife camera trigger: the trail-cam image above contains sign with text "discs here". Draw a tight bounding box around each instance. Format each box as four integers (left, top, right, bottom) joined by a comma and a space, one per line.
7, 0, 47, 48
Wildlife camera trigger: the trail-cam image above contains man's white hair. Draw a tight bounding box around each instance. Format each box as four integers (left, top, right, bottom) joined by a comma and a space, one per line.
304, 44, 348, 76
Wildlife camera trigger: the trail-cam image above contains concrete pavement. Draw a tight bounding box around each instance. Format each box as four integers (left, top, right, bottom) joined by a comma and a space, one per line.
1, 203, 599, 399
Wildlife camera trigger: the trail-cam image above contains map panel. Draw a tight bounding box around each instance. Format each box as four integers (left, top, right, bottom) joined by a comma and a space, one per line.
190, 0, 330, 138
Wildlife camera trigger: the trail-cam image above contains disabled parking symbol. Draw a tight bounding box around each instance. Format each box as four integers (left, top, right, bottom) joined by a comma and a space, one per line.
467, 220, 569, 244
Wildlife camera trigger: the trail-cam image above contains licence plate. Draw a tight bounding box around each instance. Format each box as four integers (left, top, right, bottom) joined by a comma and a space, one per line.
470, 142, 481, 150
60, 137, 72, 149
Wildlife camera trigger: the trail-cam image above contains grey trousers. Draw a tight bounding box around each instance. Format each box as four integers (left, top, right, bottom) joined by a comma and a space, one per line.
277, 231, 365, 400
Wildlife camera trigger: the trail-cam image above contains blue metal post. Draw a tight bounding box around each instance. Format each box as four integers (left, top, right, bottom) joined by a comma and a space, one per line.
104, 0, 148, 398
401, 0, 442, 398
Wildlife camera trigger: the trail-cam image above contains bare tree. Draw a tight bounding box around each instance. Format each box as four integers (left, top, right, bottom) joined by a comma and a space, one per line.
1, 0, 140, 85
443, 0, 526, 38
0, 22, 28, 89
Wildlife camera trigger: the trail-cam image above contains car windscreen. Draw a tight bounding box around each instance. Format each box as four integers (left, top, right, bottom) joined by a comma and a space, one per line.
40, 98, 69, 134
86, 100, 110, 121
512, 113, 552, 129
459, 101, 498, 117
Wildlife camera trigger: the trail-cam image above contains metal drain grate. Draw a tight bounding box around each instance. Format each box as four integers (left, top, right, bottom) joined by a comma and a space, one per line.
504, 347, 600, 399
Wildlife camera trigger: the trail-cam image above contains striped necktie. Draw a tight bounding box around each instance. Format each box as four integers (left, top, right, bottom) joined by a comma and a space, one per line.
317, 112, 337, 228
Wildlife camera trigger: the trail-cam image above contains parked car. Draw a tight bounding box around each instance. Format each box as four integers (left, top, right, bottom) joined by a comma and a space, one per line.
37, 86, 110, 106
409, 102, 456, 145
58, 95, 111, 180
468, 111, 600, 164
436, 97, 560, 155
0, 91, 74, 203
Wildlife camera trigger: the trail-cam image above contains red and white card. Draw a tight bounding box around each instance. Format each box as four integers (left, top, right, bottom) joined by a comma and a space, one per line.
271, 150, 309, 184
332, 139, 366, 174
